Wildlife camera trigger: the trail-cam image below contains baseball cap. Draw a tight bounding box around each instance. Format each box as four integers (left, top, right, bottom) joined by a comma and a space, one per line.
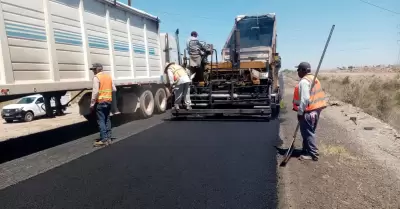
295, 62, 311, 71
90, 63, 103, 70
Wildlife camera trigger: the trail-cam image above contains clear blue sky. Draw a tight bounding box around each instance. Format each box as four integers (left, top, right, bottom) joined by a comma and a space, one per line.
119, 0, 400, 70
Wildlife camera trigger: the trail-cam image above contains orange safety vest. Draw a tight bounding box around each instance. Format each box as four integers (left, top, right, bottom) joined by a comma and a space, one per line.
96, 72, 113, 103
168, 64, 187, 84
293, 74, 327, 112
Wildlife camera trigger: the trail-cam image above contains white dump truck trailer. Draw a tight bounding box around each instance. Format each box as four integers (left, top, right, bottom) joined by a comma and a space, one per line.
0, 0, 179, 121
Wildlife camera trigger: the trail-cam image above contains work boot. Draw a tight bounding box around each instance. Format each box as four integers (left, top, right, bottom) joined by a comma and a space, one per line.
93, 140, 111, 147
186, 105, 192, 110
299, 155, 318, 161
174, 104, 180, 110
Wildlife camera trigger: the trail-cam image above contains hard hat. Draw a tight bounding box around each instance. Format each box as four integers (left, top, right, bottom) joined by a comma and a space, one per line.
90, 63, 103, 71
295, 62, 311, 72
164, 62, 175, 70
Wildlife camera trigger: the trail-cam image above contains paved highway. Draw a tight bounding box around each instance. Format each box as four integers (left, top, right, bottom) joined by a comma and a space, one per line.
0, 115, 280, 209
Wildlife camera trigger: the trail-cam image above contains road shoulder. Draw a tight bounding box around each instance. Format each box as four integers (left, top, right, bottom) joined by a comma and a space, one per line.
277, 76, 400, 209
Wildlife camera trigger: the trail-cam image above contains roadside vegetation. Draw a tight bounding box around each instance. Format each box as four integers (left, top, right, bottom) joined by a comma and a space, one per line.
283, 67, 400, 130
320, 73, 400, 130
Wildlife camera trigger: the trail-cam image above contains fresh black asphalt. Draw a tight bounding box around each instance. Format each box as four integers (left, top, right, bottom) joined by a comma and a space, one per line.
0, 118, 281, 209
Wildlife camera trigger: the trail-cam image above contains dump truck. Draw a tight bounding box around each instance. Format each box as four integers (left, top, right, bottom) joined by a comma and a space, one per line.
173, 13, 281, 119
0, 0, 180, 123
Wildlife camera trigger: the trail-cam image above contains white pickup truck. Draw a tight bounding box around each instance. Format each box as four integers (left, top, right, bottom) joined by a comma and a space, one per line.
1, 93, 70, 123
0, 0, 180, 122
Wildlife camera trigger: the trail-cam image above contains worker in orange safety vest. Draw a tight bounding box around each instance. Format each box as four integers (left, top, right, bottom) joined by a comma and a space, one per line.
164, 62, 192, 110
90, 63, 117, 147
292, 62, 327, 161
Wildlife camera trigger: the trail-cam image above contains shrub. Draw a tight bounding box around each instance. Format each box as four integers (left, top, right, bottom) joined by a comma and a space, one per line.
381, 79, 400, 90
395, 91, 400, 106
342, 76, 350, 85
376, 93, 391, 118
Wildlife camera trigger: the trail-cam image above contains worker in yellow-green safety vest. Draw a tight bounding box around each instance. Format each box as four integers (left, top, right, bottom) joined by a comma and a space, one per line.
164, 62, 192, 110
90, 63, 117, 147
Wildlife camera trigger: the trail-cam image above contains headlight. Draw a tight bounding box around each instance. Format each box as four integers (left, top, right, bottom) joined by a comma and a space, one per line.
15, 108, 23, 112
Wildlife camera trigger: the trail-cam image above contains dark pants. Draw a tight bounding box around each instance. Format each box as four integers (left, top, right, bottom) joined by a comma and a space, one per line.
96, 102, 112, 142
299, 109, 321, 158
190, 66, 205, 83
54, 94, 64, 116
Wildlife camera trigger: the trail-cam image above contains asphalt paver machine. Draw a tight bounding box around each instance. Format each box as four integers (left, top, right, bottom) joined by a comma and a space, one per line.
173, 14, 281, 119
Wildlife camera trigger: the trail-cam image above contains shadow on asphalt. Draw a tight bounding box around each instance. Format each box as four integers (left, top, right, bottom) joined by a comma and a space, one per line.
0, 113, 146, 164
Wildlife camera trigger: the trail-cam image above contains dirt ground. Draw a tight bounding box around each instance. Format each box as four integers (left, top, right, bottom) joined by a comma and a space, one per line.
278, 75, 400, 209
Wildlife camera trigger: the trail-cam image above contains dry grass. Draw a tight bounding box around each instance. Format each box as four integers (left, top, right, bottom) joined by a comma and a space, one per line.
321, 74, 400, 130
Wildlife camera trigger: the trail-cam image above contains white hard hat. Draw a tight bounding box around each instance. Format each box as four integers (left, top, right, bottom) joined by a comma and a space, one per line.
164, 62, 175, 71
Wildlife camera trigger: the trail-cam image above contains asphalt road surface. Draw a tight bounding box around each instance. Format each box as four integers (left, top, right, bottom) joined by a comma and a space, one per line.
0, 116, 280, 209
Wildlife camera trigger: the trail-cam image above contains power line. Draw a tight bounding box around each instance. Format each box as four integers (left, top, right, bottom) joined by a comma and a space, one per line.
357, 0, 400, 15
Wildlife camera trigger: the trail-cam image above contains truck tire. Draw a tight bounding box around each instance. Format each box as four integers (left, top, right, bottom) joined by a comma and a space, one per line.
138, 89, 154, 118
5, 119, 13, 123
154, 87, 167, 113
24, 111, 34, 122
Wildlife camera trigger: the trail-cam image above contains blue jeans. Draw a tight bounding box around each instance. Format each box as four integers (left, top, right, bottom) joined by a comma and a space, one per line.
96, 102, 112, 142
299, 109, 321, 158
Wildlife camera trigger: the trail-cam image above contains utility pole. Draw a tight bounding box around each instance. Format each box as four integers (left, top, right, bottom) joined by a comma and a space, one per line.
128, 0, 131, 6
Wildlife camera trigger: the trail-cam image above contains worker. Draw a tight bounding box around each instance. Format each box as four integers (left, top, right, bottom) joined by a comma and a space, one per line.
90, 63, 116, 147
165, 62, 192, 110
186, 31, 205, 85
292, 62, 327, 161
54, 91, 66, 116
